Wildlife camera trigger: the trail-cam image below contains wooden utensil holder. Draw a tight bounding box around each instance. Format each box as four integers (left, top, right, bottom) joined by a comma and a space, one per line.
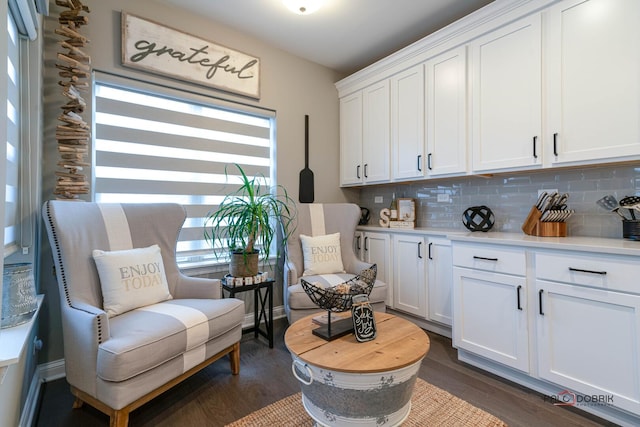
522, 205, 567, 237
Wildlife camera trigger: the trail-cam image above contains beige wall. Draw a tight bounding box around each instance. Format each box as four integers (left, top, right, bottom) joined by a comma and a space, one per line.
39, 0, 356, 363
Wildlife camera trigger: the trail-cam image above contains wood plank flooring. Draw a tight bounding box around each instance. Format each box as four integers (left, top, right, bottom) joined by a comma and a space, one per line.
34, 318, 614, 426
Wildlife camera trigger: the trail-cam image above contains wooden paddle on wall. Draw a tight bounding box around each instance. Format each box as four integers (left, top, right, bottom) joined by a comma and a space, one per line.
299, 114, 314, 203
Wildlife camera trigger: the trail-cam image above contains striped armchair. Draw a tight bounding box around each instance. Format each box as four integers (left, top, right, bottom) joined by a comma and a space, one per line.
42, 201, 245, 427
283, 203, 388, 323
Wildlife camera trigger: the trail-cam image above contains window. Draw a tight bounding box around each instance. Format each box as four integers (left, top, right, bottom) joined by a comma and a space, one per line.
93, 74, 276, 268
4, 13, 20, 256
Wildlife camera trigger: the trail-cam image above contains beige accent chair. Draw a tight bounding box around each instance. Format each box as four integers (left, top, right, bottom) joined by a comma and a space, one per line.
42, 201, 245, 427
284, 203, 388, 323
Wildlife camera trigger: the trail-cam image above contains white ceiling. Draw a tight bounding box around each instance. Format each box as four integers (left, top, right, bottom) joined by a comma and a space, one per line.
155, 0, 494, 75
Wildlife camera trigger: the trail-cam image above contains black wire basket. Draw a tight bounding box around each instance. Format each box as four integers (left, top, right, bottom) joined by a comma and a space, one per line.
300, 264, 377, 313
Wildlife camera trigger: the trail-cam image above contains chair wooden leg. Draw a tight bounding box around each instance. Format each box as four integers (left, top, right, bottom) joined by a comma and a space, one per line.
110, 409, 130, 427
72, 397, 84, 409
230, 341, 240, 375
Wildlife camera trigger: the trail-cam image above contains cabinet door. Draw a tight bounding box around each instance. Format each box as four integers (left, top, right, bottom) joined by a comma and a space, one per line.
362, 81, 390, 183
363, 232, 392, 307
546, 0, 640, 165
536, 280, 640, 414
426, 47, 467, 177
340, 92, 363, 185
427, 237, 453, 326
453, 267, 529, 372
470, 14, 542, 172
393, 234, 426, 317
391, 65, 425, 180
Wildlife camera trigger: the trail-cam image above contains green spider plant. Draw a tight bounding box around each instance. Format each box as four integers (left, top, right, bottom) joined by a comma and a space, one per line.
204, 164, 297, 265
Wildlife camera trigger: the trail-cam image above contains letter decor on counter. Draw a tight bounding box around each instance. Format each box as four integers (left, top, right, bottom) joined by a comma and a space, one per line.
121, 13, 260, 99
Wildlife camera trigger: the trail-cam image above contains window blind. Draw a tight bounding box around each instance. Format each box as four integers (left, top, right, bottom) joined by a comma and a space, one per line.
4, 13, 20, 256
93, 74, 275, 266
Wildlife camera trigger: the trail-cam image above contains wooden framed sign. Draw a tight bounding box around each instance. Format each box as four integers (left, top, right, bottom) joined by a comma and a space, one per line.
122, 13, 260, 98
397, 198, 416, 222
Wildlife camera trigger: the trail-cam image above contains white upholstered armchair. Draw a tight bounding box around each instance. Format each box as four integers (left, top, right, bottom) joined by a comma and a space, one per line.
42, 201, 245, 427
283, 203, 388, 323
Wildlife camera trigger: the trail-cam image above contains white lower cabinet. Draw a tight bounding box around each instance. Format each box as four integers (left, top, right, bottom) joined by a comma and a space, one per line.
391, 234, 453, 327
356, 230, 453, 321
363, 232, 392, 307
536, 280, 640, 415
393, 234, 426, 317
452, 240, 640, 421
355, 231, 392, 307
452, 242, 529, 372
427, 237, 452, 326
534, 250, 640, 416
453, 266, 529, 372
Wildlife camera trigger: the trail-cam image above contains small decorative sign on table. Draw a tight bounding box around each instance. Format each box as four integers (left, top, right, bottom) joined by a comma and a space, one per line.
351, 294, 376, 342
122, 13, 260, 98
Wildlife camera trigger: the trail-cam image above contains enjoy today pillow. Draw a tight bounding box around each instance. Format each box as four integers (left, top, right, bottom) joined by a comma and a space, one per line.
92, 244, 172, 317
300, 232, 345, 276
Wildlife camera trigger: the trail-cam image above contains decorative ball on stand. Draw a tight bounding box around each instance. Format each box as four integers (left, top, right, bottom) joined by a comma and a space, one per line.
462, 205, 495, 232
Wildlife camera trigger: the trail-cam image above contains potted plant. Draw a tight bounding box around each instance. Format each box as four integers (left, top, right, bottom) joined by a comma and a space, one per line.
204, 164, 296, 277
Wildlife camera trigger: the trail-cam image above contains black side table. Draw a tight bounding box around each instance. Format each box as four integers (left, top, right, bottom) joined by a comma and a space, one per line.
222, 278, 274, 348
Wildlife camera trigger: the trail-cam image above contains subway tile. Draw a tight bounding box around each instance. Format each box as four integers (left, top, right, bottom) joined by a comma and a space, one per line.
358, 164, 640, 239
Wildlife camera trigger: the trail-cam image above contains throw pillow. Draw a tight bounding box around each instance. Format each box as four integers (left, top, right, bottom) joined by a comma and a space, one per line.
92, 244, 172, 317
300, 232, 345, 276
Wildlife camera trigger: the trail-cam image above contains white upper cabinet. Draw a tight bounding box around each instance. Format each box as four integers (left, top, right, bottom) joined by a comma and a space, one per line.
545, 0, 640, 166
340, 91, 363, 185
391, 65, 425, 181
362, 81, 391, 184
340, 81, 390, 186
338, 0, 640, 184
426, 46, 467, 177
470, 14, 542, 173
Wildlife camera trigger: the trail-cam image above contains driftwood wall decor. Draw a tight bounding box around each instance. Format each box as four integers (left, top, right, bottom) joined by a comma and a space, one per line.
54, 0, 91, 200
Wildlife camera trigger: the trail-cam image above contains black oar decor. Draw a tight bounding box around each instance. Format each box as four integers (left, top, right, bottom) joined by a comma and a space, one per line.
299, 114, 315, 203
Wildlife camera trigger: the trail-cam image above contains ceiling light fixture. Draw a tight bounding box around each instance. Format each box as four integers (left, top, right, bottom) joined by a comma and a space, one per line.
282, 0, 323, 15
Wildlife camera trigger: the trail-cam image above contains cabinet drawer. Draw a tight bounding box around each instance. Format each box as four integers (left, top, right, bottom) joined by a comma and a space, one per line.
535, 251, 640, 294
453, 243, 525, 276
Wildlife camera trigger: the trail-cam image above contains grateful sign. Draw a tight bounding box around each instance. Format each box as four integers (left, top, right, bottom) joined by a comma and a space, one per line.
122, 13, 260, 98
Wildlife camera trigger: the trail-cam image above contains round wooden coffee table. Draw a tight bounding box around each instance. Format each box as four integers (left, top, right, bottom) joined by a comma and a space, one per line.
285, 312, 430, 426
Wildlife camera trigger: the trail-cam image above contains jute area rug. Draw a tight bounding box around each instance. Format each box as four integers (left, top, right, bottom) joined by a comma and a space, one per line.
226, 377, 508, 426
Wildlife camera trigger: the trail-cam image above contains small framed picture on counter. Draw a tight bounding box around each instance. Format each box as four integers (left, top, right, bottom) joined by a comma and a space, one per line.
397, 198, 416, 222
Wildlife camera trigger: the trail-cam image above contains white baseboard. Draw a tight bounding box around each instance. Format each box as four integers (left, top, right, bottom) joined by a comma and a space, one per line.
38, 359, 66, 382
19, 359, 65, 427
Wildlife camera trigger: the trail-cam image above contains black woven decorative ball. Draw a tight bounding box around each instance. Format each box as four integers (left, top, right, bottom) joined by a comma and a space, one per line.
462, 206, 495, 232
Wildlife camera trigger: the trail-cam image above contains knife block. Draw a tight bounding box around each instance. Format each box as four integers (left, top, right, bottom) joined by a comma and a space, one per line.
522, 205, 567, 237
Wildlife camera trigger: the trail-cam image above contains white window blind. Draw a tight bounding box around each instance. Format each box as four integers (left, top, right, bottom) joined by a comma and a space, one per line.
4, 13, 20, 256
93, 74, 275, 267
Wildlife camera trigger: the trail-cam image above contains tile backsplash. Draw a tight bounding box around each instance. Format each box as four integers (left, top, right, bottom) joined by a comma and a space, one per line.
358, 164, 640, 239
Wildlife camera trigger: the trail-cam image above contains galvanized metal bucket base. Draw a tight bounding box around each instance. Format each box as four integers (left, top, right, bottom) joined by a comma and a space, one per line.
292, 355, 422, 427
302, 395, 411, 427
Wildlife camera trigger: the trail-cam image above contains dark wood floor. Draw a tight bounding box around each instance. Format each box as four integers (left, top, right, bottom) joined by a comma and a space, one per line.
34, 318, 614, 427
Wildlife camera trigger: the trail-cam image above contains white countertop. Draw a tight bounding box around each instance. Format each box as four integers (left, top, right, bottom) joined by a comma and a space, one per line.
357, 226, 640, 257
